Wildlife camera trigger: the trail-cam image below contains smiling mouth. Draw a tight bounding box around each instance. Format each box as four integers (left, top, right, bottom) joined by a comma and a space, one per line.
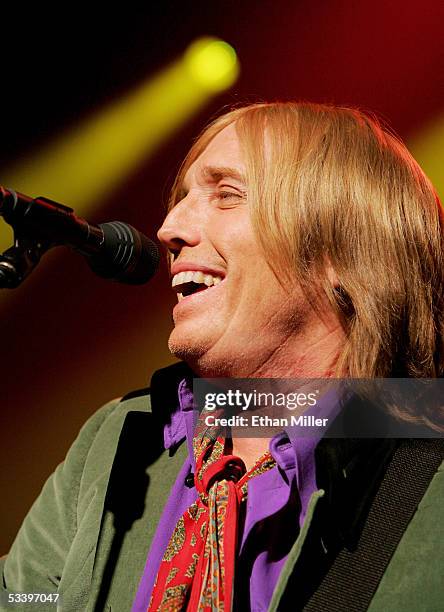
171, 270, 223, 297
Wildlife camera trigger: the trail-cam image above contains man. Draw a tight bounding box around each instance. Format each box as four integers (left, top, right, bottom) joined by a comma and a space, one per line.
1, 102, 443, 611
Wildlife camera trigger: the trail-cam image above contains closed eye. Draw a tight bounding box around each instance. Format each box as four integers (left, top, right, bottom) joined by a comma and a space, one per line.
219, 191, 240, 199
216, 190, 247, 205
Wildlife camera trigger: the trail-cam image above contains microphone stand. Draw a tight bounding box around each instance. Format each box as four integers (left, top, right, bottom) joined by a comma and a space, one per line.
0, 233, 52, 289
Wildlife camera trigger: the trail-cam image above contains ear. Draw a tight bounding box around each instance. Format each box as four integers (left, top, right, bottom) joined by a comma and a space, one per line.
324, 257, 352, 315
325, 256, 340, 289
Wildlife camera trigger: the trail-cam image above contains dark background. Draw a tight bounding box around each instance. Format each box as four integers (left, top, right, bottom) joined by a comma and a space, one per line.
1, 0, 443, 553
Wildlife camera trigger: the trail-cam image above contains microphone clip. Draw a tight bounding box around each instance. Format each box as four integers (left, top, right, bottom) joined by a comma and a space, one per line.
0, 233, 52, 289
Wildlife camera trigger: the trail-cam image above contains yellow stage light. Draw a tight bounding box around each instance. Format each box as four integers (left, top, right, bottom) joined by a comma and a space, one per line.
184, 37, 240, 92
409, 115, 444, 203
0, 38, 240, 256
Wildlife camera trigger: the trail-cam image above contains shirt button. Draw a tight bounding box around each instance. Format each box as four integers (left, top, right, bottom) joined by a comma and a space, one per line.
185, 473, 195, 488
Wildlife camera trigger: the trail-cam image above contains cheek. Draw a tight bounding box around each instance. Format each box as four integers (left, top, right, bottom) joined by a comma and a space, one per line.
231, 268, 285, 323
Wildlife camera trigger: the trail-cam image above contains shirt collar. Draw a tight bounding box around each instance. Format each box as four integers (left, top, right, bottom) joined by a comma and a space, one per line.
149, 363, 398, 548
162, 372, 341, 526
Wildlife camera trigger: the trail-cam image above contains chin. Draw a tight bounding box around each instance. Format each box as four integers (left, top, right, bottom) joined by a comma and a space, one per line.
168, 334, 225, 377
168, 328, 207, 363
169, 337, 243, 379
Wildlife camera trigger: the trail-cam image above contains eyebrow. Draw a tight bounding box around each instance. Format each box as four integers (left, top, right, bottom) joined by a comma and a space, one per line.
202, 165, 247, 185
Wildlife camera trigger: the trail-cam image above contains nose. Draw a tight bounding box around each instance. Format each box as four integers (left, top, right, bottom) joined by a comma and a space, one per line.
157, 196, 201, 255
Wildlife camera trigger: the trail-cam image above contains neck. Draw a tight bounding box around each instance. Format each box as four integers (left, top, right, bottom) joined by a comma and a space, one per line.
226, 323, 346, 468
231, 437, 271, 471
252, 322, 345, 378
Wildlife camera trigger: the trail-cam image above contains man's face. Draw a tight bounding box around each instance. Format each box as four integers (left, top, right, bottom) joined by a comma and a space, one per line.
157, 123, 323, 377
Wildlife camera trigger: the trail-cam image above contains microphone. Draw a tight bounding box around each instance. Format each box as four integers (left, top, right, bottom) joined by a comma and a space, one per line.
0, 187, 160, 285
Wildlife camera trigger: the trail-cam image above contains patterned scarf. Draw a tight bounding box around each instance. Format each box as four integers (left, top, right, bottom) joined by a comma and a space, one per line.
148, 427, 276, 612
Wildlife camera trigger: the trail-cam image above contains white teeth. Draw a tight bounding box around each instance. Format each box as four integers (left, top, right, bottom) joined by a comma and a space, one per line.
171, 270, 223, 289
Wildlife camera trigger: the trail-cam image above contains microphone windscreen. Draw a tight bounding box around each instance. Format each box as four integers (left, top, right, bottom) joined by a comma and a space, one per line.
88, 221, 160, 285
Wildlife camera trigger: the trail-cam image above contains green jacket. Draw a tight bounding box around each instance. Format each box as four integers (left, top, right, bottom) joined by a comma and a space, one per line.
1, 364, 443, 611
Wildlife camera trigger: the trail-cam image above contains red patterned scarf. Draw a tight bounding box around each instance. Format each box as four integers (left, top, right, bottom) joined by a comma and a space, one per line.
148, 429, 275, 612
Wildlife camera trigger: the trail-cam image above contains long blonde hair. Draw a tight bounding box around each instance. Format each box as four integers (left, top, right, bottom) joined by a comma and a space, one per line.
169, 102, 444, 382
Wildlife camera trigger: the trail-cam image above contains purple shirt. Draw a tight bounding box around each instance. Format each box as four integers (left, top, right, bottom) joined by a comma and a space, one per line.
132, 378, 340, 611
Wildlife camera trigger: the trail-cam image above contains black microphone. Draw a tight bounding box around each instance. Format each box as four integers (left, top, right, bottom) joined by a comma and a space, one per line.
0, 186, 160, 285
